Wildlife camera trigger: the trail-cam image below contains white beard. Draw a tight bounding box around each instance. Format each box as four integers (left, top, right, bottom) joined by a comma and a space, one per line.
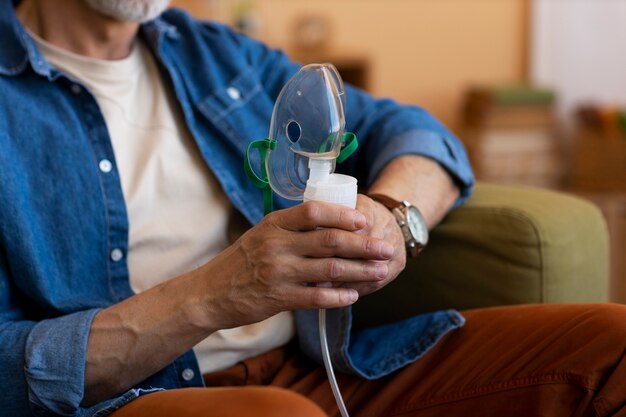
83, 0, 171, 22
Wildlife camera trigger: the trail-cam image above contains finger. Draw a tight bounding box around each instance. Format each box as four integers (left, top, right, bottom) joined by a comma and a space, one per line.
285, 258, 389, 284
339, 258, 405, 296
268, 201, 367, 232
282, 286, 359, 310
337, 281, 387, 297
291, 229, 395, 260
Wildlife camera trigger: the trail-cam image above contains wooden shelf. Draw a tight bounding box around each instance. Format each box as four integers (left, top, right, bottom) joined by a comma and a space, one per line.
565, 131, 626, 193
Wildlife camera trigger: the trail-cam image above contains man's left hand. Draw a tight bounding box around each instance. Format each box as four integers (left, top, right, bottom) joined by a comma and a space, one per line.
344, 194, 407, 296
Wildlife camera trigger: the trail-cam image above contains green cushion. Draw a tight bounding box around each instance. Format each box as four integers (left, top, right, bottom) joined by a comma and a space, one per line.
352, 183, 610, 328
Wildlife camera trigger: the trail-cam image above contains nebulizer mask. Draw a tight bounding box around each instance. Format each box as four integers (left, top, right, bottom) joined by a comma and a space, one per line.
245, 64, 357, 417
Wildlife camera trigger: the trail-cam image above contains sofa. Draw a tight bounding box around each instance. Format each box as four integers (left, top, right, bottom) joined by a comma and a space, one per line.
352, 183, 610, 328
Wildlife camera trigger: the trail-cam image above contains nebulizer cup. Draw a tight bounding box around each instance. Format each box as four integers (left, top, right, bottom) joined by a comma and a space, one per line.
263, 63, 356, 417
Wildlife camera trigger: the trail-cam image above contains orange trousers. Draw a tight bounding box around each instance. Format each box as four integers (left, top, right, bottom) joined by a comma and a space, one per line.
111, 304, 626, 417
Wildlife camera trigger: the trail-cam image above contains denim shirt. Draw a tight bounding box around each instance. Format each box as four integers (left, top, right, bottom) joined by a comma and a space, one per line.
0, 2, 474, 416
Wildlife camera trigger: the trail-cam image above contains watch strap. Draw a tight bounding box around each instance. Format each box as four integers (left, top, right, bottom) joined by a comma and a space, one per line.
367, 193, 427, 258
366, 193, 404, 210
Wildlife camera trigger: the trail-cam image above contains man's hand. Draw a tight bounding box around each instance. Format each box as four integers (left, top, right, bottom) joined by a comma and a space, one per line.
343, 194, 406, 296
85, 156, 459, 404
85, 200, 395, 404
197, 200, 395, 332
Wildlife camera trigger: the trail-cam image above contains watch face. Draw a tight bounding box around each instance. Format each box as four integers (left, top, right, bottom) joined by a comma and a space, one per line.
406, 206, 429, 246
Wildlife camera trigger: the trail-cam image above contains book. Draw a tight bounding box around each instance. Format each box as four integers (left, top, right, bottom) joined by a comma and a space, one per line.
465, 128, 563, 187
464, 104, 554, 129
463, 85, 556, 129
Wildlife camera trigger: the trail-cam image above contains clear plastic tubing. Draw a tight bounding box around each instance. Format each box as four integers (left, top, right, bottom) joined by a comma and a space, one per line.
319, 309, 350, 417
304, 158, 356, 417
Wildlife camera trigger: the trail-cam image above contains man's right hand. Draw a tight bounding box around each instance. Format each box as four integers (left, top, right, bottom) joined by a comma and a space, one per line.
195, 200, 395, 332
85, 201, 393, 405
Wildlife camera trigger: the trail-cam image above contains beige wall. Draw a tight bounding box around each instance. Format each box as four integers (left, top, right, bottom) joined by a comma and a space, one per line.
172, 0, 527, 131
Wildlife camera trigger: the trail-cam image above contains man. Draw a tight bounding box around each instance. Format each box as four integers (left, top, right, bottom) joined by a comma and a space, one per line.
1, 1, 626, 416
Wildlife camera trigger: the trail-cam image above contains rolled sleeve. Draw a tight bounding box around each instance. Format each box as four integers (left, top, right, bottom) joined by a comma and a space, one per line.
81, 387, 164, 417
24, 309, 100, 416
366, 129, 475, 206
341, 86, 475, 207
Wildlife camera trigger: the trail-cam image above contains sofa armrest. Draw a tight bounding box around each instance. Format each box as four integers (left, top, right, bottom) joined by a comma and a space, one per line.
352, 183, 610, 328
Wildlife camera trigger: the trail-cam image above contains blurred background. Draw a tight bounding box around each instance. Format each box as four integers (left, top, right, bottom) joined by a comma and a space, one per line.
171, 0, 626, 301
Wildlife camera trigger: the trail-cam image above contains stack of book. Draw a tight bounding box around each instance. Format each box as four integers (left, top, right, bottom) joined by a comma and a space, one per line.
461, 85, 562, 189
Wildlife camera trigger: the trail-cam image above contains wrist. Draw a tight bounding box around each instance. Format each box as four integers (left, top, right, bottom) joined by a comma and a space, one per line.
367, 155, 460, 228
367, 193, 429, 257
173, 267, 221, 335
178, 242, 251, 334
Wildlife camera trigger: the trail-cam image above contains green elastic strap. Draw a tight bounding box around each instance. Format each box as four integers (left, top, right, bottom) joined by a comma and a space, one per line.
245, 133, 357, 216
317, 132, 359, 164
337, 132, 358, 164
244, 138, 276, 215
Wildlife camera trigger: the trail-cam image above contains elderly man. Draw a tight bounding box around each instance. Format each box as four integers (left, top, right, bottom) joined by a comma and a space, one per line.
2, 1, 626, 416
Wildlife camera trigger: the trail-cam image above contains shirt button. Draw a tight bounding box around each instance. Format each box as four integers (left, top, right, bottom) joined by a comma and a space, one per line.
70, 84, 81, 95
167, 26, 178, 39
110, 248, 124, 262
98, 159, 112, 173
181, 368, 195, 381
226, 86, 241, 100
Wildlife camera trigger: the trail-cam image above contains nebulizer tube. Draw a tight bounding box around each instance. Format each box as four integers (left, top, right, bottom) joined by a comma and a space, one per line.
246, 63, 357, 417
304, 158, 357, 417
320, 309, 351, 417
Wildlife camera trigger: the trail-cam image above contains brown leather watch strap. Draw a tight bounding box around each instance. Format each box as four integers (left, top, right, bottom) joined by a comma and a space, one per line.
366, 193, 403, 210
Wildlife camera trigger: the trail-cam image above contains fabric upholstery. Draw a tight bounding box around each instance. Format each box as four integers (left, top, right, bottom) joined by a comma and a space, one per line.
352, 183, 610, 328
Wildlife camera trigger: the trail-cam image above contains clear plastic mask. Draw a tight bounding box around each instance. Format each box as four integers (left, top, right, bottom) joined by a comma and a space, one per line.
265, 63, 346, 200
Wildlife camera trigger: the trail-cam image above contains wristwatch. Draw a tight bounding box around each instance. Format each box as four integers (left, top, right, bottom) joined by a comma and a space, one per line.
367, 193, 429, 257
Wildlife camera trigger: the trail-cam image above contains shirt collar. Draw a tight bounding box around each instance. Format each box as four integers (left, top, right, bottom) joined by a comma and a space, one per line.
141, 15, 181, 48
0, 0, 32, 76
0, 0, 179, 78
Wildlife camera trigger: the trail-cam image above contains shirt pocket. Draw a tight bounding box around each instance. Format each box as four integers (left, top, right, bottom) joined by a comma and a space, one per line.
195, 66, 274, 154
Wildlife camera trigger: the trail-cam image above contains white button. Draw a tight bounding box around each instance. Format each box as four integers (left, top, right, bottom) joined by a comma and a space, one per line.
98, 159, 112, 173
181, 368, 195, 381
110, 248, 123, 262
70, 84, 81, 95
226, 86, 241, 100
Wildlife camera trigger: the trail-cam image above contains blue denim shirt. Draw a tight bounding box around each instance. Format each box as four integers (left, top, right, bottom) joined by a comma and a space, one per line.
0, 2, 474, 416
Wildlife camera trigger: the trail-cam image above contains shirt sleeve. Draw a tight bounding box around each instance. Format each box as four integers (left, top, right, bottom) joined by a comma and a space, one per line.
0, 259, 102, 416
230, 28, 475, 205
342, 89, 475, 205
24, 310, 100, 416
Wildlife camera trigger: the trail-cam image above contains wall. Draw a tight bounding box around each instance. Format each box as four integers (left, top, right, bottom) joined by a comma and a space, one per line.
171, 0, 528, 130
531, 0, 626, 126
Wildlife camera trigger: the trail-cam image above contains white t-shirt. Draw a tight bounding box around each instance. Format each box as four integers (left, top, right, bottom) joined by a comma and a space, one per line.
32, 34, 295, 374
